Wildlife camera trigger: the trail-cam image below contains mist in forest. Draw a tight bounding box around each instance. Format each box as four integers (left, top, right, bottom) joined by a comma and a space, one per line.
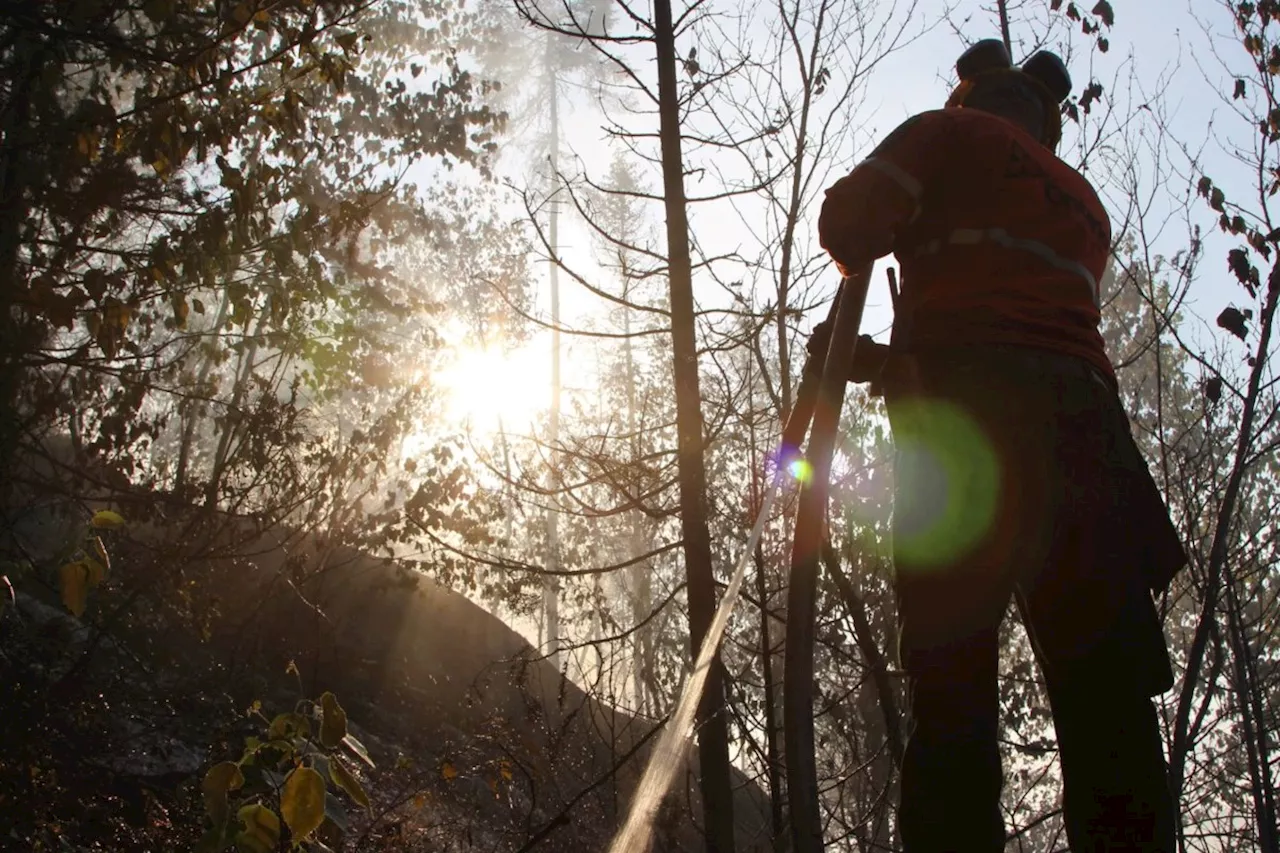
1, 0, 1277, 851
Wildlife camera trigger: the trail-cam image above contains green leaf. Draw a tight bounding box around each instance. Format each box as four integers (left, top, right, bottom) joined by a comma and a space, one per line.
268, 711, 311, 741
235, 803, 280, 853
202, 761, 245, 828
319, 692, 348, 748
281, 766, 327, 840
329, 757, 370, 808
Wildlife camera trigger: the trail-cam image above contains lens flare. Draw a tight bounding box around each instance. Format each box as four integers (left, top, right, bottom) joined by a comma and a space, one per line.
890, 398, 1000, 569
788, 458, 814, 484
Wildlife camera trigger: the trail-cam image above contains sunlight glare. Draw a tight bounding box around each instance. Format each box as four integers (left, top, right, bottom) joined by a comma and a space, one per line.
437, 342, 549, 433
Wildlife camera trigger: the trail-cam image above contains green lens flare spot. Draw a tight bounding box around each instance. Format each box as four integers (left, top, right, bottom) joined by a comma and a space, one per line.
788, 458, 814, 485
891, 399, 999, 569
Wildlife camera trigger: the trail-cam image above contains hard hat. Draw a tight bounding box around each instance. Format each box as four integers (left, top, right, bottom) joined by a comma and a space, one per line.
946, 38, 1072, 149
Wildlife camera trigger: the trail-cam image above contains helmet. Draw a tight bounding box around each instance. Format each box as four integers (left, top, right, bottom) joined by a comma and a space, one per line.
946, 39, 1072, 149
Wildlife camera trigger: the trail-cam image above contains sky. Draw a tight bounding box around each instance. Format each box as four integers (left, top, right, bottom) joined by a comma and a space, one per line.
480, 0, 1259, 376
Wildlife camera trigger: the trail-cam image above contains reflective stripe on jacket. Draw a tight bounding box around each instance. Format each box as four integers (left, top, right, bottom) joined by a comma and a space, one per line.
817, 107, 1115, 384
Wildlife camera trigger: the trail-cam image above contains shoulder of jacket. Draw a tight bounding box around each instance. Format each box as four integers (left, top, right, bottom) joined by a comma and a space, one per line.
868, 110, 952, 157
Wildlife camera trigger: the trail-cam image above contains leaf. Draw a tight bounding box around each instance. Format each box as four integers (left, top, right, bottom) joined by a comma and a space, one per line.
91, 510, 126, 529
329, 757, 370, 808
335, 30, 360, 52
319, 692, 348, 748
268, 712, 311, 741
1197, 176, 1214, 198
59, 561, 89, 617
441, 761, 457, 780
1210, 187, 1226, 212
1204, 375, 1223, 403
1098, 37, 1109, 53
342, 733, 374, 768
1217, 306, 1250, 340
1228, 247, 1261, 295
236, 804, 280, 853
1235, 78, 1248, 99
83, 557, 107, 586
202, 762, 244, 828
281, 767, 327, 840
1090, 0, 1114, 26
231, 3, 252, 25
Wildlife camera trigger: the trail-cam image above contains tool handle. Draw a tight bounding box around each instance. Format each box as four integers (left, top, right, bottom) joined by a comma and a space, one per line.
781, 284, 846, 456
784, 263, 874, 853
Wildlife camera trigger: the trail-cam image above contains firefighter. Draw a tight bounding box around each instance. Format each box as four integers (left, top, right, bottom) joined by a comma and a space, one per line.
808, 40, 1185, 853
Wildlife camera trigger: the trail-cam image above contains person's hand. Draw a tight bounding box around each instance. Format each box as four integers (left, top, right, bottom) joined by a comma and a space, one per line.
805, 324, 890, 383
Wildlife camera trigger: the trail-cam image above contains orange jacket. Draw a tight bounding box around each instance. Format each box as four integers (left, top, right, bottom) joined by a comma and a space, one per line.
818, 107, 1114, 384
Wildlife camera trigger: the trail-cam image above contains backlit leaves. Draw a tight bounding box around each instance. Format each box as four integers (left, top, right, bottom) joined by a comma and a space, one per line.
319, 691, 348, 748
202, 762, 245, 829
280, 766, 327, 839
329, 757, 370, 808
236, 803, 280, 853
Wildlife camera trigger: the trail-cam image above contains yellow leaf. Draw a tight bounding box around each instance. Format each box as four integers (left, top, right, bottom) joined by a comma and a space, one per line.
329, 757, 370, 809
412, 792, 427, 810
202, 761, 244, 828
280, 766, 326, 839
59, 561, 89, 617
441, 761, 457, 781
499, 760, 512, 782
253, 8, 268, 23
319, 691, 347, 748
91, 510, 125, 529
83, 557, 107, 587
235, 803, 280, 853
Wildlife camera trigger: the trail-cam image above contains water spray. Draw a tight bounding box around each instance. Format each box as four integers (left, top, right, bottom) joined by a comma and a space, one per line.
605, 265, 874, 853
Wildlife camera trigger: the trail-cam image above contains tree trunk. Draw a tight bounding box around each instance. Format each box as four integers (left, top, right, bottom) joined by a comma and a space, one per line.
544, 38, 563, 672
175, 291, 232, 494
0, 30, 46, 464
652, 0, 737, 848
1169, 260, 1280, 832
622, 275, 653, 715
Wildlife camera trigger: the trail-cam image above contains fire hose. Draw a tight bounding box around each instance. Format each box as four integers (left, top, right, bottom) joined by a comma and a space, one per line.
606, 265, 872, 853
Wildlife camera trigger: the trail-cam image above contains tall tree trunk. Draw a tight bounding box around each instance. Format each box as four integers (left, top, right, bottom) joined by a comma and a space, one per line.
1169, 260, 1280, 832
1225, 572, 1279, 853
205, 299, 270, 508
0, 30, 46, 464
653, 0, 736, 848
623, 275, 652, 715
175, 291, 232, 494
544, 39, 563, 672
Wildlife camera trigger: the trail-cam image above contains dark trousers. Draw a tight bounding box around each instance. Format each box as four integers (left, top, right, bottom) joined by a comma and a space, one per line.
885, 348, 1183, 853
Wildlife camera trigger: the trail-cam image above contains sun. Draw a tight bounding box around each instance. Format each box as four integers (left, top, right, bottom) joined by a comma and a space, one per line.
436, 341, 550, 433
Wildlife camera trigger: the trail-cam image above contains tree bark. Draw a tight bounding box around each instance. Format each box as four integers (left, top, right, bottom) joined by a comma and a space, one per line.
544, 37, 563, 673
1169, 260, 1280, 832
652, 0, 737, 848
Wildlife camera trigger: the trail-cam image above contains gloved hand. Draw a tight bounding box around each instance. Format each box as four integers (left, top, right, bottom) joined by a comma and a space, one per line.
804, 321, 891, 383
